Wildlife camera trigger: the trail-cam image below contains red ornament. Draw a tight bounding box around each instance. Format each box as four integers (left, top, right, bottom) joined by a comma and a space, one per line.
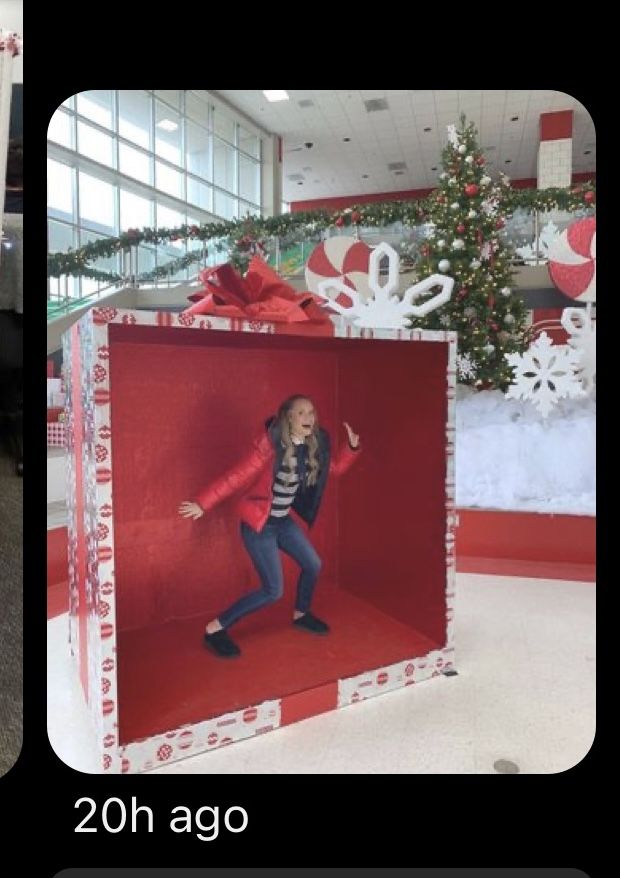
475, 157, 485, 166
126, 228, 139, 240
465, 184, 480, 198
584, 191, 595, 203
421, 244, 430, 257
495, 218, 505, 229
189, 224, 200, 235
335, 216, 345, 228
456, 224, 466, 233
457, 288, 468, 299
350, 210, 362, 224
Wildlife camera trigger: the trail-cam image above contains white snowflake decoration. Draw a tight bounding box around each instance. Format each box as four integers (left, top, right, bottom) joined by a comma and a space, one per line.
481, 199, 497, 216
317, 242, 454, 329
515, 221, 561, 264
439, 313, 452, 327
561, 306, 596, 393
505, 331, 585, 417
457, 353, 477, 380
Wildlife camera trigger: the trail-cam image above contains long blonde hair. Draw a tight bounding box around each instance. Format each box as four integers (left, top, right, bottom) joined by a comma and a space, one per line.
277, 395, 320, 487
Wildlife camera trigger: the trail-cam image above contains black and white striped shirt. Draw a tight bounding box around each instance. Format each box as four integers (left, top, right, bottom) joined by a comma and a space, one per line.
268, 440, 307, 521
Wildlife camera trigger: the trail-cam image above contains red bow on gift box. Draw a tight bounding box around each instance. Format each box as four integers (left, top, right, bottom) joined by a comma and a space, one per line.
183, 257, 334, 331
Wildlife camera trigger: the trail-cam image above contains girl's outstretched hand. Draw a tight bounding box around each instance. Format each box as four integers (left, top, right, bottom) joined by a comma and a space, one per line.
178, 501, 205, 520
343, 422, 360, 449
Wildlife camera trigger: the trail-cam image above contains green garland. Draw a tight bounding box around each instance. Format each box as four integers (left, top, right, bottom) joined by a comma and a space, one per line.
47, 182, 595, 281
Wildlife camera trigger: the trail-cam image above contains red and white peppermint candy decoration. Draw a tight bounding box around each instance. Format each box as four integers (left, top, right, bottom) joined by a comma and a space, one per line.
548, 216, 596, 302
305, 236, 372, 304
102, 677, 111, 695
177, 312, 195, 327
95, 444, 108, 463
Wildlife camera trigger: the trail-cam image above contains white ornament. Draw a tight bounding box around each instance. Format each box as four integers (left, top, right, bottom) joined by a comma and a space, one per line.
437, 239, 446, 249
457, 352, 477, 380
317, 242, 454, 329
447, 124, 459, 147
467, 210, 477, 219
452, 238, 465, 250
438, 259, 451, 272
505, 332, 585, 417
504, 313, 515, 324
449, 177, 458, 186
481, 200, 496, 216
470, 258, 481, 269
458, 144, 467, 154
500, 287, 511, 297
439, 172, 448, 180
465, 155, 474, 164
561, 306, 596, 392
484, 343, 495, 354
480, 175, 492, 187
450, 202, 460, 211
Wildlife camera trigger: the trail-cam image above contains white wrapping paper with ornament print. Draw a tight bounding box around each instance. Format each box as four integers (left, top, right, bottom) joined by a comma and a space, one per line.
64, 306, 458, 773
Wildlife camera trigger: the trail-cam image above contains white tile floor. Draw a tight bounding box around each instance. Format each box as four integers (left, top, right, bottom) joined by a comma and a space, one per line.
47, 572, 595, 774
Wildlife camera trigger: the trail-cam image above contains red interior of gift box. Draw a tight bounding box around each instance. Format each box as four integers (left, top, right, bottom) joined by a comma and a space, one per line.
107, 324, 448, 744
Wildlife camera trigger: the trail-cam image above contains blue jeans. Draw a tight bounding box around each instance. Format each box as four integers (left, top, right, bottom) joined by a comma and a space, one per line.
218, 516, 322, 630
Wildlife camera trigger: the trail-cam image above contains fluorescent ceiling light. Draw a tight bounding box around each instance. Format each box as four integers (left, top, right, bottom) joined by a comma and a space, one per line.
263, 90, 289, 102
157, 119, 178, 132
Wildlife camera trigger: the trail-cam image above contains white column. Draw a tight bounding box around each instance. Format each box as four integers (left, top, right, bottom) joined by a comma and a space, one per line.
537, 110, 573, 189
261, 133, 283, 217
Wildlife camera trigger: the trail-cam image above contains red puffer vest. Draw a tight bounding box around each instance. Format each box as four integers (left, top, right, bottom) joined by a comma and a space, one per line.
195, 421, 361, 533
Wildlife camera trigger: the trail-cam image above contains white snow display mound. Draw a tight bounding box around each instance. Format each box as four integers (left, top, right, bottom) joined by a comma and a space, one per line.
455, 386, 595, 515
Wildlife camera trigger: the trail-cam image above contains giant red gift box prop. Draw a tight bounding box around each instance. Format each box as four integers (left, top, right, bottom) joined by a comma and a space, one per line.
64, 304, 457, 773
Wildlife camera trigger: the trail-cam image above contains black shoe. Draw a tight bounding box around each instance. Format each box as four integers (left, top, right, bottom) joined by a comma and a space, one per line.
204, 629, 241, 658
293, 612, 330, 635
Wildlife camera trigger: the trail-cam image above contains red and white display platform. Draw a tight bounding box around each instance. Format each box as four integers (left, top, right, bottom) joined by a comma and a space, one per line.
64, 305, 457, 773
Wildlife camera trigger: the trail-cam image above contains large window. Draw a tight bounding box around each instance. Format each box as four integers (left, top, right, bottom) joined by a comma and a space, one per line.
47, 90, 264, 300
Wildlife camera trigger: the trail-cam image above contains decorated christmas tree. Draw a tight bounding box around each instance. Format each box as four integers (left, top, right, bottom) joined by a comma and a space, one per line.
409, 114, 530, 390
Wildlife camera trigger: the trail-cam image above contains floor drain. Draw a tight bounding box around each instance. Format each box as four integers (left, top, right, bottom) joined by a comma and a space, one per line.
494, 759, 520, 774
